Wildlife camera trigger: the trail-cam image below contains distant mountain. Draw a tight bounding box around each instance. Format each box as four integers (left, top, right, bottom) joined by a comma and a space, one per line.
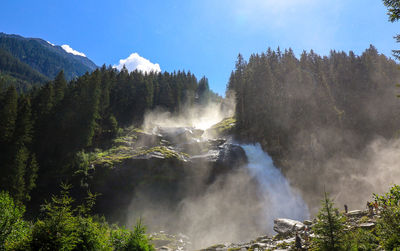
0, 48, 50, 91
0, 32, 98, 81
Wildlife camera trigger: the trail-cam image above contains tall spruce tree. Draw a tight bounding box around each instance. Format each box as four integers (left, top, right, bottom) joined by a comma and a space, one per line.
312, 192, 346, 251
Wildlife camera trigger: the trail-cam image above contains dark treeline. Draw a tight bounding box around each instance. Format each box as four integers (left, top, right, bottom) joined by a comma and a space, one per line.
228, 45, 400, 171
0, 65, 218, 213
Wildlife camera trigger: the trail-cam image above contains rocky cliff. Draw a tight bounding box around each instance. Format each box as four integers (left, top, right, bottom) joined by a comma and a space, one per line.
85, 117, 246, 223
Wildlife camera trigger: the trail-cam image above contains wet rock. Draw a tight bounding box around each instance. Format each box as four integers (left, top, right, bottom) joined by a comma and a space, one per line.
303, 220, 313, 225
347, 210, 366, 217
207, 138, 226, 148
158, 246, 172, 251
359, 222, 375, 229
273, 218, 305, 235
157, 127, 204, 144
216, 143, 247, 167
136, 132, 163, 146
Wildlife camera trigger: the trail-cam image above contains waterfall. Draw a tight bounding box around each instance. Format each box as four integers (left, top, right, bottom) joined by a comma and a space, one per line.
241, 143, 310, 232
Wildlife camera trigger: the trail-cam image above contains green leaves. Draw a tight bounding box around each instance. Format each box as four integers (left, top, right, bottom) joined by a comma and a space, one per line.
0, 184, 154, 251
311, 192, 346, 251
374, 185, 400, 250
110, 219, 154, 251
0, 191, 29, 251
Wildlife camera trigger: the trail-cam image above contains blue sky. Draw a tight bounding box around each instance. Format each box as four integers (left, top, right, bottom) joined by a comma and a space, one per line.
1, 0, 399, 95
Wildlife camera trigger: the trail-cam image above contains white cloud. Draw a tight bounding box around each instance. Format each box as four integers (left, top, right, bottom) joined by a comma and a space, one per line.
47, 41, 55, 46
61, 44, 86, 57
114, 52, 161, 73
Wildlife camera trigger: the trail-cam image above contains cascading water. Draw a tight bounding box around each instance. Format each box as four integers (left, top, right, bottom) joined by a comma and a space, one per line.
241, 143, 310, 232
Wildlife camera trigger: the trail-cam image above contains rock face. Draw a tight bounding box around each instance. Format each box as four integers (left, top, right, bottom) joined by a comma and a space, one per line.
87, 121, 247, 222
273, 218, 305, 235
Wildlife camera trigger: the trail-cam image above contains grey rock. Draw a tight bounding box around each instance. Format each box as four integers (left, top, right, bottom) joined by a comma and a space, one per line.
273, 218, 305, 235
303, 220, 313, 225
347, 210, 366, 217
216, 143, 247, 167
158, 246, 172, 251
359, 222, 375, 229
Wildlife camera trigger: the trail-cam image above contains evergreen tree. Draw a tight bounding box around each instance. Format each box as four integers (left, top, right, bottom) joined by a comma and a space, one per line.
54, 70, 67, 104
312, 192, 346, 251
0, 86, 18, 144
383, 0, 400, 58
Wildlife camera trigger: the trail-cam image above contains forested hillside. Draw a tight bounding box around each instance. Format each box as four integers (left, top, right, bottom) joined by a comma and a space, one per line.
0, 33, 98, 82
0, 48, 49, 92
228, 45, 400, 207
0, 66, 218, 214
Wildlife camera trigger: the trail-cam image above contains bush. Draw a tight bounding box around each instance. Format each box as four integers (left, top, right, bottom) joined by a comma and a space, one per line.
13, 183, 153, 251
0, 191, 29, 250
343, 228, 379, 251
26, 183, 111, 251
28, 184, 80, 250
374, 185, 400, 250
111, 219, 154, 251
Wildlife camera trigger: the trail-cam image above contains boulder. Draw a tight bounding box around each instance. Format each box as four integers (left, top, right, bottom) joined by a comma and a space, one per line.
216, 143, 247, 167
273, 218, 305, 235
347, 210, 366, 217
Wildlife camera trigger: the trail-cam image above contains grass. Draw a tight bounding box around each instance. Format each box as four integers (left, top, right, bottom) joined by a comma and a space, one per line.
207, 117, 236, 135
92, 145, 189, 167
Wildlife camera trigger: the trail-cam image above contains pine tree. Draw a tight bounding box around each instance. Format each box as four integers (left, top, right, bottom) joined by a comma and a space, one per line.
0, 86, 18, 144
311, 192, 346, 251
54, 70, 67, 104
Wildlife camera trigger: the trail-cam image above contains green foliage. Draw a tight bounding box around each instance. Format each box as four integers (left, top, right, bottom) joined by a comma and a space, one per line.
207, 117, 236, 135
110, 220, 154, 251
0, 48, 48, 92
311, 192, 346, 251
28, 183, 80, 250
0, 88, 38, 203
0, 86, 18, 143
374, 185, 400, 250
382, 0, 400, 59
4, 184, 153, 251
383, 0, 400, 22
343, 228, 379, 251
0, 191, 29, 251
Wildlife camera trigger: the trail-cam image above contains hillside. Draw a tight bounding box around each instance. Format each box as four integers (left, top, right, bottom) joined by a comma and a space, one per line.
228, 46, 400, 213
0, 48, 49, 91
0, 32, 97, 81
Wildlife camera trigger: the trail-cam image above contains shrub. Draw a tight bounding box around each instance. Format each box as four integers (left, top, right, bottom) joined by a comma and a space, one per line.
374, 185, 400, 250
0, 191, 29, 250
111, 219, 154, 251
27, 184, 111, 251
343, 228, 379, 251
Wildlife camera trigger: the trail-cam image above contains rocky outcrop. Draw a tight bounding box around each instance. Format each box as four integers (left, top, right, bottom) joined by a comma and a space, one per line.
273, 218, 305, 235
199, 208, 380, 251
86, 121, 247, 222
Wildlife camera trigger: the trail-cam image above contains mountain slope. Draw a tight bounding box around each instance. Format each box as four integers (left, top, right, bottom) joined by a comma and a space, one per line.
0, 48, 50, 91
0, 32, 98, 80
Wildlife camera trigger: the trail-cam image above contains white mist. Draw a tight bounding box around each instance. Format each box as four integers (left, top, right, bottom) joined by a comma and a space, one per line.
242, 144, 310, 232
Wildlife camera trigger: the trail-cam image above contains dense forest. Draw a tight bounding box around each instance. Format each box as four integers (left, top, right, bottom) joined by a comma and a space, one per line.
0, 66, 218, 216
229, 45, 400, 157
228, 46, 400, 203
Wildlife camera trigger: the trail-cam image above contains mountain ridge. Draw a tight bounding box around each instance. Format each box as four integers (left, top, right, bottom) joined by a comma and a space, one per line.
0, 32, 98, 81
